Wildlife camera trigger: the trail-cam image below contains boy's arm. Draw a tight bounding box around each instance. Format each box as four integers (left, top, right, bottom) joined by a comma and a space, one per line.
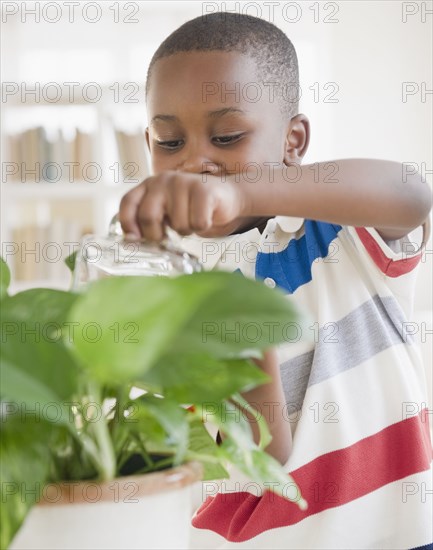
242, 159, 432, 241
119, 159, 431, 242
245, 349, 292, 465
220, 349, 292, 466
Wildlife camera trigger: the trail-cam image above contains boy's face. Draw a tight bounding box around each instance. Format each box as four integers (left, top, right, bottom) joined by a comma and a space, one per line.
146, 51, 304, 234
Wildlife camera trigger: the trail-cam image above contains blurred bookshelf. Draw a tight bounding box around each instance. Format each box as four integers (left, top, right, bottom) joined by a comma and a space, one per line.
1, 84, 150, 292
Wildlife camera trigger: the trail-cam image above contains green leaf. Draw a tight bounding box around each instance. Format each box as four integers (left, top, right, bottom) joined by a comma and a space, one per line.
117, 395, 189, 466
0, 365, 69, 418
67, 272, 306, 386
48, 425, 98, 482
187, 416, 228, 480
0, 257, 11, 298
165, 271, 308, 358
220, 442, 307, 509
136, 395, 189, 465
0, 414, 54, 549
144, 356, 269, 404
0, 289, 80, 422
201, 400, 307, 509
66, 275, 220, 384
199, 400, 256, 451
64, 251, 78, 274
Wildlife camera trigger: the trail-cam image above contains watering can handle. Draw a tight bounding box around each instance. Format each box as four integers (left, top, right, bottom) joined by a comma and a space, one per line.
108, 214, 124, 237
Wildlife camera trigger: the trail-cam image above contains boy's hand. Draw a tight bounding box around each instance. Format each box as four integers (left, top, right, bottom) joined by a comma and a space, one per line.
119, 171, 244, 241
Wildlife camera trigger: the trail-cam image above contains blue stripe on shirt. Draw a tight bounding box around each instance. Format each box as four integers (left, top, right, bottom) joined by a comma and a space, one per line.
255, 220, 342, 293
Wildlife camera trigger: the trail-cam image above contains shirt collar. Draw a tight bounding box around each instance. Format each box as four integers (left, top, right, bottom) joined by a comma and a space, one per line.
180, 229, 260, 270
179, 217, 304, 270
273, 216, 304, 234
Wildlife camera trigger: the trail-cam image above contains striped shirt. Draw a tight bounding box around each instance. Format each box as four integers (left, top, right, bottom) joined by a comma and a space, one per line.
181, 216, 432, 550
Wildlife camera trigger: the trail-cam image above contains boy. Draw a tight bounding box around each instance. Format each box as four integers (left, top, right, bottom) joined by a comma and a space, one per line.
119, 13, 432, 550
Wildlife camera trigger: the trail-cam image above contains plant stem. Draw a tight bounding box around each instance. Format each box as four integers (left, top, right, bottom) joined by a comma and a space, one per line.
134, 456, 174, 475
131, 434, 154, 469
231, 393, 271, 450
86, 381, 116, 480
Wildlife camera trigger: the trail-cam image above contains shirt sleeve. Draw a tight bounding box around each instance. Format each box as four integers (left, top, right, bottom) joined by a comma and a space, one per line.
343, 216, 431, 318
352, 219, 430, 276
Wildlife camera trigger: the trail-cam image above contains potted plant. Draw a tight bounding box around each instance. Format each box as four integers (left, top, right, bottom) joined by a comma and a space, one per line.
0, 255, 306, 550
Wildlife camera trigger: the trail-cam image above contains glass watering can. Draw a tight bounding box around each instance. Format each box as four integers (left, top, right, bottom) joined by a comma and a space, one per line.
72, 214, 201, 289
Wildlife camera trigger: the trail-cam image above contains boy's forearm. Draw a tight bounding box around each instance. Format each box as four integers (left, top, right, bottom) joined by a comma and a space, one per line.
242, 159, 432, 238
240, 350, 292, 466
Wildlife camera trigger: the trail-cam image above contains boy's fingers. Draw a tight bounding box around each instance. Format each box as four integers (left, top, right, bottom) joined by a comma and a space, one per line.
168, 182, 191, 235
136, 188, 166, 242
189, 185, 213, 232
119, 183, 147, 237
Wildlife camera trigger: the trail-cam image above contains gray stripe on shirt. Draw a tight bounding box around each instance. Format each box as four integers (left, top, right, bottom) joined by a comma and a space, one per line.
280, 294, 411, 409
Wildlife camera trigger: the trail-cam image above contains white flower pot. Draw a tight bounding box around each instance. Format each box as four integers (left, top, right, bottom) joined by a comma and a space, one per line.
10, 462, 202, 550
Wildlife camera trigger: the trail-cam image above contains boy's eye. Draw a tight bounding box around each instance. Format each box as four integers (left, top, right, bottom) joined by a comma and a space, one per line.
212, 134, 244, 145
155, 133, 245, 150
155, 139, 184, 150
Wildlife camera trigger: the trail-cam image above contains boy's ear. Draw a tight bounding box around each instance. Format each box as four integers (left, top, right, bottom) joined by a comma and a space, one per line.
145, 127, 151, 152
283, 114, 310, 165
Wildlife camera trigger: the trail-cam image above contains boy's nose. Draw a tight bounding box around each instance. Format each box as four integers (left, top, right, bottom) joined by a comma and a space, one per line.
177, 146, 219, 175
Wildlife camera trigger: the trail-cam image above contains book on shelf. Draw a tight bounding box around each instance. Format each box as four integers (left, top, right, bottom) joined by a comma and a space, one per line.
73, 129, 95, 182
19, 128, 40, 182
12, 224, 49, 281
5, 124, 150, 185
11, 218, 90, 283
5, 127, 97, 184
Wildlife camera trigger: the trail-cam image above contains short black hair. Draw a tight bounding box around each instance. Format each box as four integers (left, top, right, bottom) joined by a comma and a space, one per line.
146, 12, 299, 118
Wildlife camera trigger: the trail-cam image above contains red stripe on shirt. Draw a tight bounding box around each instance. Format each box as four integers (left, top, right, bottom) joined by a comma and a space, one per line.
192, 410, 432, 542
355, 227, 421, 277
